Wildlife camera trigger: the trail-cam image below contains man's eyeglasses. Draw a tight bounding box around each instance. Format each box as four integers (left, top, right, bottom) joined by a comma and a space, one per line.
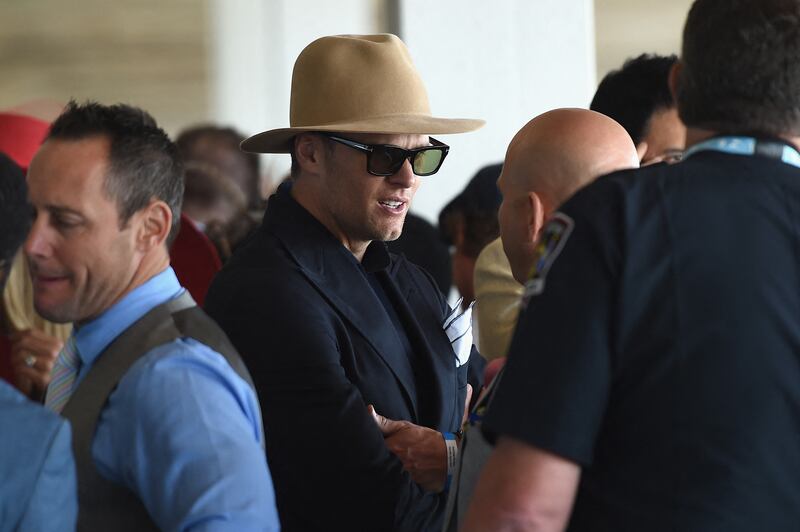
324, 134, 450, 177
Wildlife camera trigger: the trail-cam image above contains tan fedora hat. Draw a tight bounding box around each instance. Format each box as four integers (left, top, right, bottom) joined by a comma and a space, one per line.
241, 33, 485, 154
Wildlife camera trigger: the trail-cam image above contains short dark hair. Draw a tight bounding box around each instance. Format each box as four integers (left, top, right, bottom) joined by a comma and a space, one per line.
290, 147, 300, 179
0, 153, 32, 280
677, 0, 800, 136
47, 101, 184, 243
175, 125, 262, 210
590, 54, 678, 145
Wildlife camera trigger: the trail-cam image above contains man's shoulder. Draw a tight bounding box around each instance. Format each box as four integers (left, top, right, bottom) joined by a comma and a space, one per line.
0, 380, 66, 445
555, 162, 682, 239
207, 226, 312, 304
124, 337, 245, 385
0, 381, 70, 505
107, 337, 258, 427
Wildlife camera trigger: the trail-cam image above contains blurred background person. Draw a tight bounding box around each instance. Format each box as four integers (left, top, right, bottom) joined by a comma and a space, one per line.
439, 163, 503, 309
176, 125, 261, 262
181, 160, 258, 261
176, 124, 265, 213
471, 236, 522, 363
591, 53, 686, 165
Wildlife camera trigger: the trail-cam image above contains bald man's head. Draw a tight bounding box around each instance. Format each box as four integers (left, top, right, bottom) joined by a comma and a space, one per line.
498, 108, 639, 283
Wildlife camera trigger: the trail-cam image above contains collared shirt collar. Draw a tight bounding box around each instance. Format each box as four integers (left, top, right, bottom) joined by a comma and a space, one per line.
73, 267, 184, 379
359, 241, 391, 273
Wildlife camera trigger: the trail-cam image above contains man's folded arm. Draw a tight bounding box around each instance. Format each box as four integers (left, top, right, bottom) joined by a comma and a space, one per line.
209, 273, 447, 530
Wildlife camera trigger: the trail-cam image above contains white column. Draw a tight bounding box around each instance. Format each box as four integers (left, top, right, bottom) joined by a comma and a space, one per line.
207, 0, 381, 190
399, 0, 597, 222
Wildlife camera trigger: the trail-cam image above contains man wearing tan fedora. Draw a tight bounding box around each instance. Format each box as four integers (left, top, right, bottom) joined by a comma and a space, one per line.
205, 33, 485, 531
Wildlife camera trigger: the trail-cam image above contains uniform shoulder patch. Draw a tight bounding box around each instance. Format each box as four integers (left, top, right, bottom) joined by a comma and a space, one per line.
522, 212, 574, 305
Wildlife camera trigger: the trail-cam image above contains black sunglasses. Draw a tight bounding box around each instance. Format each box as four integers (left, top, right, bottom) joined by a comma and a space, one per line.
324, 134, 450, 177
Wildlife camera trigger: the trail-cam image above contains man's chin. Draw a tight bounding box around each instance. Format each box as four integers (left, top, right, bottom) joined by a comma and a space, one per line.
375, 223, 405, 243
33, 301, 77, 325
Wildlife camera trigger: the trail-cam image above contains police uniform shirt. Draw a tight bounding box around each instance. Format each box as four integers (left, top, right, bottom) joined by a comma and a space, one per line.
482, 149, 800, 531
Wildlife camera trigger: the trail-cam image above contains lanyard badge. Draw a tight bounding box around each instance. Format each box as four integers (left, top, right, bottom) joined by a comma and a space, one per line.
683, 136, 800, 169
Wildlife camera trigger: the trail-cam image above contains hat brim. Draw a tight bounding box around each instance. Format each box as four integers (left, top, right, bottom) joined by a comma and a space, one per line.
241, 114, 485, 153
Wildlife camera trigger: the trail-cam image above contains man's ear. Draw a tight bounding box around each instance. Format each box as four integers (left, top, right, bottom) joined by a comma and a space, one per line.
136, 200, 172, 252
636, 141, 649, 162
294, 133, 328, 176
668, 61, 683, 103
526, 191, 545, 243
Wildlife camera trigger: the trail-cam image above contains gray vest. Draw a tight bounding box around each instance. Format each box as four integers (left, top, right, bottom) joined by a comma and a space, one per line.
62, 292, 259, 532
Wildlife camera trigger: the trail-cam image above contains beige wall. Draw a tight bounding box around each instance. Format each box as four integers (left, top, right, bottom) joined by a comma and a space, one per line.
0, 0, 209, 135
594, 0, 693, 82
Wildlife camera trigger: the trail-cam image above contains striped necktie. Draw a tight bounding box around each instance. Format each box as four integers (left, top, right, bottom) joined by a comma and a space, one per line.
44, 335, 81, 414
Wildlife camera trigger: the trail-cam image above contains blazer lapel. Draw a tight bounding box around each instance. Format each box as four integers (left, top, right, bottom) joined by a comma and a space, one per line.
381, 260, 459, 429
264, 187, 419, 420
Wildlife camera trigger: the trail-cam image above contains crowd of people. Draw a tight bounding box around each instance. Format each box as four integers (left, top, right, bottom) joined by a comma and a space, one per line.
2, 0, 800, 530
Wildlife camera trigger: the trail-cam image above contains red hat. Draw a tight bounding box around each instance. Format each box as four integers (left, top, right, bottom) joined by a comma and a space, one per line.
0, 112, 50, 172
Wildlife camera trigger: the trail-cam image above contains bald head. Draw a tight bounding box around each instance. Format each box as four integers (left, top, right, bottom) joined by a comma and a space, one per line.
498, 108, 639, 283
502, 108, 638, 210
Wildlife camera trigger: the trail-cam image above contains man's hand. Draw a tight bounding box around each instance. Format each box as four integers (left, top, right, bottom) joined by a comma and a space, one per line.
10, 329, 63, 400
462, 383, 473, 425
370, 405, 447, 492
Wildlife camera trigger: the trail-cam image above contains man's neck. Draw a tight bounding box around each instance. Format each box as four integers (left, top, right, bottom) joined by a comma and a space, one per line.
290, 180, 370, 262
684, 127, 718, 149
76, 252, 170, 328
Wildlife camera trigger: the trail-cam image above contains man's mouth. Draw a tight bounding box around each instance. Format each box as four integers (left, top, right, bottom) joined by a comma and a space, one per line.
378, 199, 407, 213
29, 265, 70, 285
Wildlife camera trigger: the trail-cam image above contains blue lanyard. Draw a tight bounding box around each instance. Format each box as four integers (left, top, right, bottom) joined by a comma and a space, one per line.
683, 136, 800, 170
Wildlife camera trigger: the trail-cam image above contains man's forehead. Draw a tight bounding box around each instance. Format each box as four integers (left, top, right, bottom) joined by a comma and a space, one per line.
30, 137, 109, 175
27, 137, 111, 205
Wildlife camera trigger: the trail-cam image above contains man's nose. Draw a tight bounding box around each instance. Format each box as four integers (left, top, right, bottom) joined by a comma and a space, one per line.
24, 216, 52, 259
387, 158, 417, 188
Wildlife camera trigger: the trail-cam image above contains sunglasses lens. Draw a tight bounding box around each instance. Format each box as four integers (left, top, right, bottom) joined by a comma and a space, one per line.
369, 146, 406, 175
412, 148, 444, 176
364, 143, 446, 176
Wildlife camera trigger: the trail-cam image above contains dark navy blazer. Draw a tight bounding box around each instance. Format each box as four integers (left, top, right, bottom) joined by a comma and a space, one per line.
206, 183, 484, 532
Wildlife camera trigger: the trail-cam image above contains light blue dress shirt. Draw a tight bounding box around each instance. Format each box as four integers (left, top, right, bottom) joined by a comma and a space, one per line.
0, 380, 77, 532
72, 267, 279, 531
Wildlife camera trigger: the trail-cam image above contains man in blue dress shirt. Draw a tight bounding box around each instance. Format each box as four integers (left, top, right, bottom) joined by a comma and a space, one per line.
24, 101, 279, 531
0, 152, 77, 532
